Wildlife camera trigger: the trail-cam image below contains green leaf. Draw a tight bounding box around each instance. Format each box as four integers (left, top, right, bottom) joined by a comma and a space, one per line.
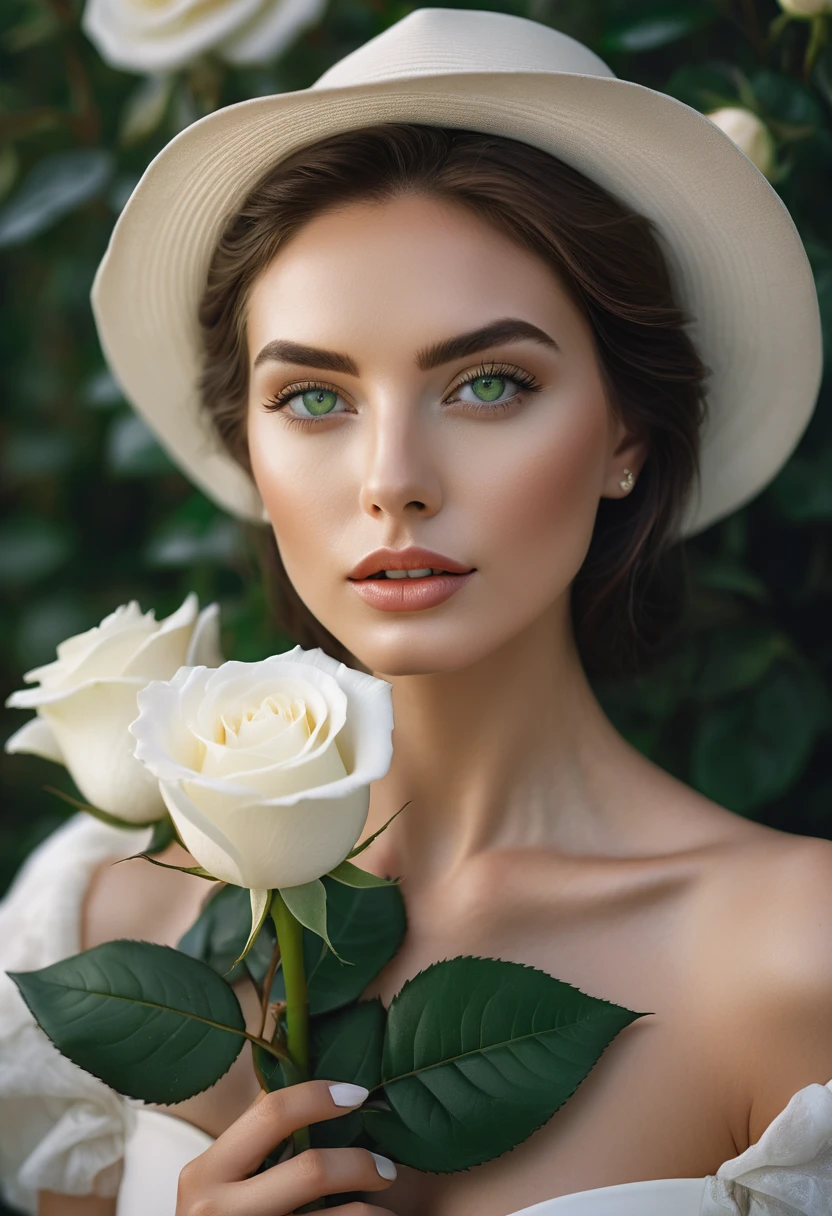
327, 859, 399, 888
0, 150, 112, 248
0, 144, 18, 202
347, 802, 410, 859
692, 660, 831, 812
145, 816, 178, 856
365, 956, 648, 1172
769, 449, 832, 522
693, 626, 788, 701
690, 558, 770, 605
310, 1000, 386, 1149
252, 1040, 299, 1092
177, 882, 276, 985
601, 4, 713, 53
271, 877, 406, 1016
663, 64, 739, 112
9, 941, 247, 1103
279, 878, 347, 963
0, 516, 73, 585
751, 69, 823, 131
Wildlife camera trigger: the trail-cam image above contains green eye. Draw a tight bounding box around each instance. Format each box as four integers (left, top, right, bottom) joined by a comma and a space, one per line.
471, 376, 507, 402
300, 389, 338, 416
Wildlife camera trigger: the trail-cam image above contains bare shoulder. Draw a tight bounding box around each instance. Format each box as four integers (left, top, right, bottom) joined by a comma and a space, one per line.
697, 822, 832, 1144
81, 844, 217, 951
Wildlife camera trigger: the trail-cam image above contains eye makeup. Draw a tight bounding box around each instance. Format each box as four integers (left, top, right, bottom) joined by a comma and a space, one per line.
261, 360, 543, 429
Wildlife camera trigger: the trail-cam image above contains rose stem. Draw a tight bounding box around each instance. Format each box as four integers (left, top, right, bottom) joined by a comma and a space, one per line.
256, 936, 282, 1042
270, 890, 311, 1155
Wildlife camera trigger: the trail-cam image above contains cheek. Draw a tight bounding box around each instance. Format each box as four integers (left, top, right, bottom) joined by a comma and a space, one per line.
475, 396, 609, 593
249, 419, 348, 580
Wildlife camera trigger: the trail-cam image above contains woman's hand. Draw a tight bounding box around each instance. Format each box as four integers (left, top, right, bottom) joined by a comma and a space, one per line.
176, 1080, 398, 1214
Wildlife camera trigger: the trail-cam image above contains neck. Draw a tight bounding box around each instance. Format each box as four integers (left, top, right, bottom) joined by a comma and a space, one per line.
362, 598, 633, 889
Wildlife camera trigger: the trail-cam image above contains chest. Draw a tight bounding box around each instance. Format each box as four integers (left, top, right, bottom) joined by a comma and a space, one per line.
361, 875, 744, 1215
83, 852, 748, 1213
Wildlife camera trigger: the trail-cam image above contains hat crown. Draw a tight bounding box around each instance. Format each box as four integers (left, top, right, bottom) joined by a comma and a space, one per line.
312, 7, 616, 91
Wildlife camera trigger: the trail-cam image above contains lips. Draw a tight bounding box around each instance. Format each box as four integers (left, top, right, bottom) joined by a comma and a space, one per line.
347, 547, 475, 613
348, 547, 474, 581
349, 570, 474, 612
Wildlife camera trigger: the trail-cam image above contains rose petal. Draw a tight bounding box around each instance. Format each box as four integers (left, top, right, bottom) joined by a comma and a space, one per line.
186, 729, 349, 811
43, 682, 166, 823
4, 715, 64, 764
187, 603, 223, 668
130, 666, 212, 781
165, 779, 371, 889
159, 779, 250, 887
121, 593, 199, 680
23, 601, 156, 690
199, 706, 312, 780
221, 0, 326, 65
82, 0, 267, 74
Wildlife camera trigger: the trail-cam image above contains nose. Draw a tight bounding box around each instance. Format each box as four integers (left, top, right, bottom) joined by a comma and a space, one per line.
357, 397, 442, 521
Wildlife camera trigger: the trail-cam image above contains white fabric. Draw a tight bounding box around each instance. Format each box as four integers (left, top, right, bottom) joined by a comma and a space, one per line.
1, 815, 831, 1215
0, 815, 151, 1214
116, 1109, 212, 1216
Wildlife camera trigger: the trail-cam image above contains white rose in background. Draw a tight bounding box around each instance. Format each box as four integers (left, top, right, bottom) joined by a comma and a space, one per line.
706, 107, 776, 178
5, 595, 222, 823
777, 0, 832, 16
82, 0, 327, 75
130, 647, 394, 890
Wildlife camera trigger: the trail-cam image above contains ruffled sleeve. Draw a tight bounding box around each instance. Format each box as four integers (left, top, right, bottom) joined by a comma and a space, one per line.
0, 814, 151, 1214
701, 1080, 832, 1215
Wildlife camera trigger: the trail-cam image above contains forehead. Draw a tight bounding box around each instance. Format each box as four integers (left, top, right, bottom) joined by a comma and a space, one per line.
245, 194, 586, 361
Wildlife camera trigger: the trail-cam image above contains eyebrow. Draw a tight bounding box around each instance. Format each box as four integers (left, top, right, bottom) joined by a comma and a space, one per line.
253, 340, 358, 375
416, 318, 559, 370
252, 318, 559, 376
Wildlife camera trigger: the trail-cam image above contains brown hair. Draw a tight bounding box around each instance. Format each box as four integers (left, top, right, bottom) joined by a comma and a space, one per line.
198, 123, 709, 677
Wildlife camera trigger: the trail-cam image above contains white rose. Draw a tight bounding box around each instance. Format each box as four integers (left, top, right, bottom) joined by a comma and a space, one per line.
129, 647, 394, 890
778, 0, 832, 16
82, 0, 327, 75
706, 107, 776, 178
5, 594, 222, 824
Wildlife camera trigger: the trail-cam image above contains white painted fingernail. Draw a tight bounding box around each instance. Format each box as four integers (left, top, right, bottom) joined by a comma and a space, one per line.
371, 1152, 397, 1180
328, 1082, 369, 1107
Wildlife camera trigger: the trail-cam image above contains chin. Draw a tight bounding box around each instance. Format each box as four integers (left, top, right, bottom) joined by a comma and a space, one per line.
327, 618, 512, 679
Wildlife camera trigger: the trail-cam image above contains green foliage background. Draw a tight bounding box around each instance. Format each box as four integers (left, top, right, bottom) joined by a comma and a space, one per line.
1, 0, 831, 906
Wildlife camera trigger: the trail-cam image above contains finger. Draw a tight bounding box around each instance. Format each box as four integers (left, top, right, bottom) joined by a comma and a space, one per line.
195, 1080, 370, 1183
238, 1146, 398, 1215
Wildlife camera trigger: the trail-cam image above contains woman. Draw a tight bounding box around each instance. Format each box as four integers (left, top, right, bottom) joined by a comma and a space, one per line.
2, 7, 831, 1216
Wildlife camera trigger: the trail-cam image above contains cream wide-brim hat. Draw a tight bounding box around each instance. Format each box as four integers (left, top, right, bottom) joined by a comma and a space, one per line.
91, 7, 823, 538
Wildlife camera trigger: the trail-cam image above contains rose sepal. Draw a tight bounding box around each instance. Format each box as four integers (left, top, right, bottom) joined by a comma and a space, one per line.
278, 879, 348, 965
326, 860, 399, 889
115, 851, 216, 879
346, 802, 410, 860
234, 888, 273, 971
45, 784, 174, 852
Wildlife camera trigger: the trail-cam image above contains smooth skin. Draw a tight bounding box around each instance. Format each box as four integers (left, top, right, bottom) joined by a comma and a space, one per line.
50, 193, 832, 1216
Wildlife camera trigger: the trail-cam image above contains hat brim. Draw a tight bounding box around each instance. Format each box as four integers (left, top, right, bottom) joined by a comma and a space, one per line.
91, 68, 823, 537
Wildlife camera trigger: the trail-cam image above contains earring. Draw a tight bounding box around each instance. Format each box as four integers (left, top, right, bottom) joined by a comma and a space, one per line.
619, 468, 635, 493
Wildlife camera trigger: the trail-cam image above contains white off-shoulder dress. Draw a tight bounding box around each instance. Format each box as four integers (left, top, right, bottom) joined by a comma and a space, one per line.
1, 815, 831, 1216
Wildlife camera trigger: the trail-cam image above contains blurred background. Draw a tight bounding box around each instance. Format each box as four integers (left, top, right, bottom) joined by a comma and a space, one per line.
1, 0, 831, 912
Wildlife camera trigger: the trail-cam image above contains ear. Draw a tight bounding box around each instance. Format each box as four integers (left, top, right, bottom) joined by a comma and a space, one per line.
600, 417, 648, 500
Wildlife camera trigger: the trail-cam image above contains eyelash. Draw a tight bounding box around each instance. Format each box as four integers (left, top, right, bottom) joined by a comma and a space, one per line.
262, 361, 543, 429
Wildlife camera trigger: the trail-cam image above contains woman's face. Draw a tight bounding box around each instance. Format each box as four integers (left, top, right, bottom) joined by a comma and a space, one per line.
246, 193, 641, 677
